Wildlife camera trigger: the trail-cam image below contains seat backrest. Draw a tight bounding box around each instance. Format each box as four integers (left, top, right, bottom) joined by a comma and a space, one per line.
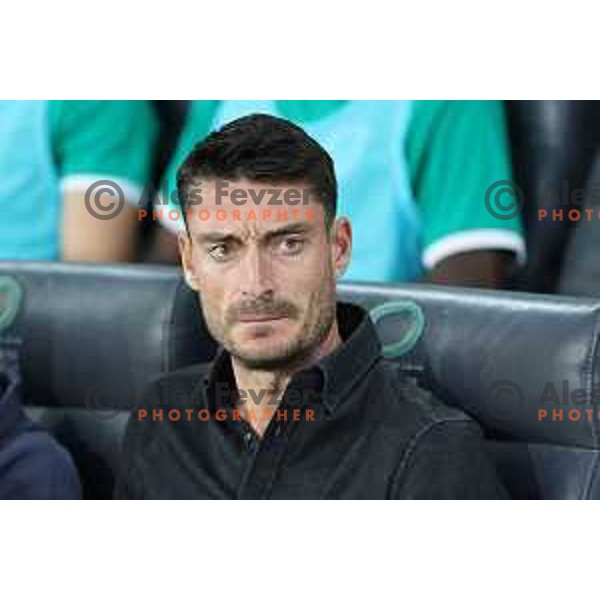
0, 262, 216, 498
345, 282, 600, 498
506, 100, 600, 292
2, 262, 600, 499
557, 151, 600, 296
151, 100, 190, 185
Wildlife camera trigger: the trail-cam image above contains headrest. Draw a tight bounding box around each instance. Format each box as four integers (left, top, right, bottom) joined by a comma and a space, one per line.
340, 282, 600, 450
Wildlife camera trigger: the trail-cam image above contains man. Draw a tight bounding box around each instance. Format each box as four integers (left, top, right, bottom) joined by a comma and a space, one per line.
0, 368, 81, 499
154, 100, 524, 287
0, 100, 157, 261
116, 114, 508, 499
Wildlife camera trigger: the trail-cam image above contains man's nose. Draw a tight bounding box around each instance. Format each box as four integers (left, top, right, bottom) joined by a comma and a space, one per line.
238, 246, 274, 298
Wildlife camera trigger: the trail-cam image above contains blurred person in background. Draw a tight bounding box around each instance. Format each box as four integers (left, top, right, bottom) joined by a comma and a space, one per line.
0, 365, 80, 499
154, 101, 525, 288
0, 100, 157, 262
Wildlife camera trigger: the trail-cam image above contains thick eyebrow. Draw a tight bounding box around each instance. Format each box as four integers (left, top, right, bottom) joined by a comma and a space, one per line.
263, 223, 312, 241
193, 232, 242, 245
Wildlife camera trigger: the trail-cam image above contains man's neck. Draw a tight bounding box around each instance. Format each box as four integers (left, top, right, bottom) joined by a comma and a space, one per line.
231, 321, 343, 437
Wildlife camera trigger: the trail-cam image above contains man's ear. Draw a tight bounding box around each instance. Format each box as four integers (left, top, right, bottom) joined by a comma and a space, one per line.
331, 217, 352, 279
178, 230, 199, 291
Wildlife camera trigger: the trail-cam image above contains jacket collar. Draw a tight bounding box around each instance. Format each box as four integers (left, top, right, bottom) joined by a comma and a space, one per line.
204, 302, 382, 415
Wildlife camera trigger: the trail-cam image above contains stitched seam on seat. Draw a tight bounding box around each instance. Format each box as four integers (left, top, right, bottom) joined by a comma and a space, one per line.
163, 278, 183, 372
582, 306, 600, 497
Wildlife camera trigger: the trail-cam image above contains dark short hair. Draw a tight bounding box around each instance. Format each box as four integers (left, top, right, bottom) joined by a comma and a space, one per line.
176, 113, 337, 226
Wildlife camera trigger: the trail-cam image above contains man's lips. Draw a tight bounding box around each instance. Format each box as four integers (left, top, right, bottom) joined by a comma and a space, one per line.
237, 315, 288, 323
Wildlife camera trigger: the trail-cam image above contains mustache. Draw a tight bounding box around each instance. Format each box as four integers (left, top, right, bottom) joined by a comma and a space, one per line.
226, 298, 299, 323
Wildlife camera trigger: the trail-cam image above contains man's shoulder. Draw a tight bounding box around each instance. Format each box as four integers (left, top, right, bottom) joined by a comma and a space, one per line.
370, 358, 475, 431
136, 361, 214, 410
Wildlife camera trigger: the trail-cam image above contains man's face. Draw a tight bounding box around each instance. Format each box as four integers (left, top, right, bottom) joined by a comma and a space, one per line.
179, 178, 351, 370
